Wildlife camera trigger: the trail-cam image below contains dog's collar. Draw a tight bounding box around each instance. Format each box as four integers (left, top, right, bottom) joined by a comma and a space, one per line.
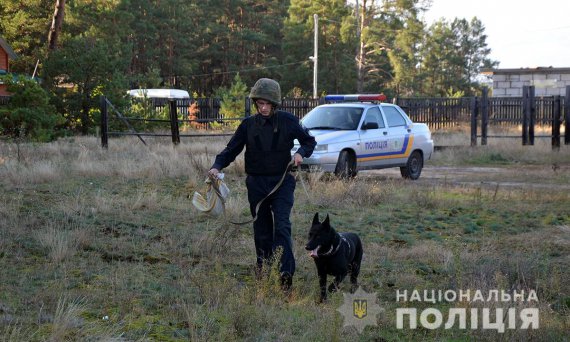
320, 234, 349, 257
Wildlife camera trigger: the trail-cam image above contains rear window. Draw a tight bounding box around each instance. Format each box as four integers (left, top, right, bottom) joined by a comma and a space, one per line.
382, 106, 407, 127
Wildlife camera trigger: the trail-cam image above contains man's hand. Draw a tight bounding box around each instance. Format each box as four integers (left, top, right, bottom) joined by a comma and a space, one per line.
208, 168, 220, 178
293, 153, 303, 167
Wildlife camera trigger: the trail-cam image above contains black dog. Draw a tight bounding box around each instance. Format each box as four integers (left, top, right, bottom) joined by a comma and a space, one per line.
305, 213, 363, 302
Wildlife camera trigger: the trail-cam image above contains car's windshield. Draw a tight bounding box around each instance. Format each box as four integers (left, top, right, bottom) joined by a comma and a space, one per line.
301, 107, 363, 130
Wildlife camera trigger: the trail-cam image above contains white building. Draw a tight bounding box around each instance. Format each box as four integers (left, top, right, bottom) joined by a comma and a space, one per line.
483, 67, 570, 97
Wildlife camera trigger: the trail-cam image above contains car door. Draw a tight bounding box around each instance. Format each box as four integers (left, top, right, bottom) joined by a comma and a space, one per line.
357, 106, 393, 168
380, 105, 412, 166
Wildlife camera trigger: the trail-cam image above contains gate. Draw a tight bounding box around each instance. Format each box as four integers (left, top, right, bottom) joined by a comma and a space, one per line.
473, 86, 569, 149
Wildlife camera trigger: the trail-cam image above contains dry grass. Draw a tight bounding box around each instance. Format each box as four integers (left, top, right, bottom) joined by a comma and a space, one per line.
50, 296, 85, 341
432, 125, 570, 167
1, 324, 30, 342
0, 136, 232, 186
0, 134, 568, 341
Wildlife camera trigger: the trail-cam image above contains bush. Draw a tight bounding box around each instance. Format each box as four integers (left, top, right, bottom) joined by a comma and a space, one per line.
0, 76, 63, 141
213, 74, 248, 130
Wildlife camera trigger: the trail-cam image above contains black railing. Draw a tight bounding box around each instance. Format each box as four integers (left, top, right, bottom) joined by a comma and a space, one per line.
101, 86, 570, 148
145, 95, 565, 131
0, 95, 10, 105
150, 97, 322, 122
394, 97, 472, 130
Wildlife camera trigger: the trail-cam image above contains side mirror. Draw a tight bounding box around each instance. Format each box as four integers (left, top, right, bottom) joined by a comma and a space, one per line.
361, 122, 379, 130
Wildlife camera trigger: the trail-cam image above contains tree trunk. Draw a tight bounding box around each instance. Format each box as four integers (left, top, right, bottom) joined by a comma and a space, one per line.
355, 0, 366, 93
48, 0, 66, 51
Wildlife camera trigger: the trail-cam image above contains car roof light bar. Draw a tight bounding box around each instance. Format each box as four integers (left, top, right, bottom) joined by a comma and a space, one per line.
324, 94, 387, 102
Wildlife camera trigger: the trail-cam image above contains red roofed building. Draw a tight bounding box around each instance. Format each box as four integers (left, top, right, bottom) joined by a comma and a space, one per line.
0, 36, 18, 96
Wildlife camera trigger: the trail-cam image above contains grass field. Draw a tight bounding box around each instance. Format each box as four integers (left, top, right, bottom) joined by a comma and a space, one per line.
0, 134, 569, 341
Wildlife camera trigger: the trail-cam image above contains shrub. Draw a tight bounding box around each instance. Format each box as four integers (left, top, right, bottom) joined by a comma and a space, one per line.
0, 76, 63, 141
213, 73, 248, 130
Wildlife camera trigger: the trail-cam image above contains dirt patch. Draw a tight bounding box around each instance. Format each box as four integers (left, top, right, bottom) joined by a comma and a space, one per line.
361, 165, 570, 190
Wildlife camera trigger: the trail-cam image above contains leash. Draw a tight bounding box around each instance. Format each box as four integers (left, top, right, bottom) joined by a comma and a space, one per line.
210, 159, 296, 226
294, 166, 312, 205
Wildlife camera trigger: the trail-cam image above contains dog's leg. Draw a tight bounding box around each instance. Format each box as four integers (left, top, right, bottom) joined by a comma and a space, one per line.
318, 270, 328, 302
328, 273, 346, 294
316, 262, 327, 303
349, 263, 359, 293
350, 238, 364, 293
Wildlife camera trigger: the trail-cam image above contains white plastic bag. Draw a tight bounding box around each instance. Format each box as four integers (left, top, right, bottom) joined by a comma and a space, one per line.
191, 173, 230, 216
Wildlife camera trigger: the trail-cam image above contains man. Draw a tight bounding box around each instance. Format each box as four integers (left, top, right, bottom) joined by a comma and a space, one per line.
208, 78, 316, 291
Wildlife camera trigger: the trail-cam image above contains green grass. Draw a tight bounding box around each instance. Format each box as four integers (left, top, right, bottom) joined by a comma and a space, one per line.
0, 136, 569, 341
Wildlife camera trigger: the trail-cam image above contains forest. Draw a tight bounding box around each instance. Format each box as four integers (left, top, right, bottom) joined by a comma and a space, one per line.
0, 0, 497, 136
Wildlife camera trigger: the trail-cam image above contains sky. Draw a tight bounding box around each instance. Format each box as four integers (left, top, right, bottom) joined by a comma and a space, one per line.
422, 0, 570, 69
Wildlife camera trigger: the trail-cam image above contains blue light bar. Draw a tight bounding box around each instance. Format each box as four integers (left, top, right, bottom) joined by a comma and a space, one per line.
324, 95, 345, 101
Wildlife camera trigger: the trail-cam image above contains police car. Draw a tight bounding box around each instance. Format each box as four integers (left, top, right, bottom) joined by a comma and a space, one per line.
294, 94, 434, 179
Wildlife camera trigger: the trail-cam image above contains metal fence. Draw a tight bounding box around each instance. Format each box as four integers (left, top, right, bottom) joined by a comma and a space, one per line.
0, 95, 10, 105
487, 96, 566, 126
102, 86, 570, 148
150, 97, 322, 122
280, 98, 322, 119
394, 97, 472, 130
147, 95, 566, 131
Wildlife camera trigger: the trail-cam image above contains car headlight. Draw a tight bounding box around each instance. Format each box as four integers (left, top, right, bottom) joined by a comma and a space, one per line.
314, 144, 328, 152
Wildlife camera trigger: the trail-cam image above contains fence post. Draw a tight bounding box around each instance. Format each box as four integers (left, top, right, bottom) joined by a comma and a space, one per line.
566, 86, 570, 145
552, 95, 561, 150
470, 96, 478, 146
522, 86, 529, 145
481, 88, 489, 146
529, 85, 535, 145
100, 96, 108, 149
245, 97, 251, 117
169, 100, 180, 145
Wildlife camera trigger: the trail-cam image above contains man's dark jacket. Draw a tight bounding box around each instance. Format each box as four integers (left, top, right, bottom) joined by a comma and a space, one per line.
212, 110, 316, 175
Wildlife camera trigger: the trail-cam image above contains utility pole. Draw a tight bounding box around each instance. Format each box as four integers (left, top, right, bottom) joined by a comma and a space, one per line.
355, 0, 364, 92
310, 14, 319, 99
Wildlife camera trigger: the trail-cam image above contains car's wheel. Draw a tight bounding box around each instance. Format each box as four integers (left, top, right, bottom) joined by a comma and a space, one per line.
400, 150, 423, 180
335, 150, 357, 178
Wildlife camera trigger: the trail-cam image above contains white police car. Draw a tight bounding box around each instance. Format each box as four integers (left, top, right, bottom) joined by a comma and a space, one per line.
294, 94, 434, 179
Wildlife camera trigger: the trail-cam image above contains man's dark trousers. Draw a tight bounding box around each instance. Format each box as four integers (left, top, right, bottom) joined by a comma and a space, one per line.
246, 173, 296, 277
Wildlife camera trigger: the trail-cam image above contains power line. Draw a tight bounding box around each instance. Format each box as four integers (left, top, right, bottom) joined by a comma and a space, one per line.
188, 61, 308, 78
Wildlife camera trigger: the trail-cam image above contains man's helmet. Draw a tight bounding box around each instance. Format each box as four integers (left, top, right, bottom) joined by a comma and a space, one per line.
249, 78, 281, 106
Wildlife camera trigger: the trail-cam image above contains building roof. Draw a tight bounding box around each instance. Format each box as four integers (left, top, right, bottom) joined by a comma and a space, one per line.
0, 36, 17, 59
482, 67, 570, 75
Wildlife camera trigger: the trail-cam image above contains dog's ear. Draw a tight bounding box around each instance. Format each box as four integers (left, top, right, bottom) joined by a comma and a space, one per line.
312, 212, 320, 225
323, 214, 330, 229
